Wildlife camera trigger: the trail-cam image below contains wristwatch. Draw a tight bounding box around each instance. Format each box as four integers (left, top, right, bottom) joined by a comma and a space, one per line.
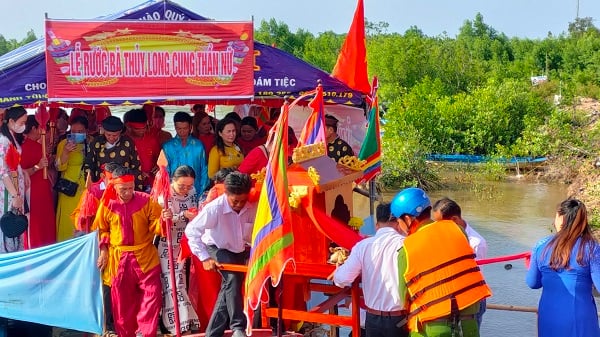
34, 165, 41, 172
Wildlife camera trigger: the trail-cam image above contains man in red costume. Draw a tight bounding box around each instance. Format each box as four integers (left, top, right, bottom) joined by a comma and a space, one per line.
123, 108, 160, 192
95, 166, 166, 337
151, 106, 173, 147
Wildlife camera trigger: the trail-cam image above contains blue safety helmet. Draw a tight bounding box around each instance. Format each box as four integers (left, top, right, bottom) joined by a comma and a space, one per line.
390, 187, 431, 218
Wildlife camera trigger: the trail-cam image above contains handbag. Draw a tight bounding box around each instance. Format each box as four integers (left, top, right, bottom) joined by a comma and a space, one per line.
0, 208, 28, 239
54, 177, 79, 197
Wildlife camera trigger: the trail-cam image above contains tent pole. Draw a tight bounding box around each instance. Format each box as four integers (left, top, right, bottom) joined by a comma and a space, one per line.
369, 179, 376, 224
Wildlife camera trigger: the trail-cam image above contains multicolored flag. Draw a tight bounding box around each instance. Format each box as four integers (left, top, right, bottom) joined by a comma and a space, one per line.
298, 86, 325, 146
244, 103, 295, 333
331, 0, 371, 94
357, 77, 381, 183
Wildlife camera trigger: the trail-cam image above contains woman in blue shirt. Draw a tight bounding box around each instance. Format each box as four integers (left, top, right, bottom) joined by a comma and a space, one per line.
526, 199, 600, 337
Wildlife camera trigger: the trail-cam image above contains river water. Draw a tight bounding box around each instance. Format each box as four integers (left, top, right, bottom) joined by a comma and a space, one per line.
350, 179, 567, 337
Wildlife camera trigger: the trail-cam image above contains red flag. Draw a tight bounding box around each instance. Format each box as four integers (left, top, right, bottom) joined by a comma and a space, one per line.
331, 0, 371, 94
35, 105, 49, 127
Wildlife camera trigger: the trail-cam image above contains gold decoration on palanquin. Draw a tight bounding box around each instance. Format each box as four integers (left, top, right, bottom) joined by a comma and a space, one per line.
338, 155, 366, 171
250, 167, 266, 185
328, 247, 350, 266
307, 166, 320, 185
288, 186, 308, 208
292, 142, 326, 163
288, 186, 308, 209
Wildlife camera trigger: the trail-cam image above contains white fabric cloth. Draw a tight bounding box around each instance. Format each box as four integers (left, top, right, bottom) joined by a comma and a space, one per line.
158, 186, 200, 333
185, 193, 256, 261
333, 227, 406, 311
465, 223, 488, 259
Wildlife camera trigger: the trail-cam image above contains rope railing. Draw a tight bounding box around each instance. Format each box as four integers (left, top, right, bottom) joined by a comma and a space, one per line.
476, 251, 531, 266
476, 252, 538, 315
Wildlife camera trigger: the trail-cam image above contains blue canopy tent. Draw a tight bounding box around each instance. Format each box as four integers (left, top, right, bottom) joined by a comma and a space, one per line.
0, 0, 363, 108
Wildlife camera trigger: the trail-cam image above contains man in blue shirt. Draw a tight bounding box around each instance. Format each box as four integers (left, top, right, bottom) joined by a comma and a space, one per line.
161, 111, 209, 197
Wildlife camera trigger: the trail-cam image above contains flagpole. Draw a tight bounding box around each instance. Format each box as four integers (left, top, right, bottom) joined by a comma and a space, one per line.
366, 95, 377, 226
369, 179, 376, 225
277, 277, 284, 337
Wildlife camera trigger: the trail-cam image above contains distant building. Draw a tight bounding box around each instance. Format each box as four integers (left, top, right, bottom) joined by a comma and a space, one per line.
531, 75, 548, 86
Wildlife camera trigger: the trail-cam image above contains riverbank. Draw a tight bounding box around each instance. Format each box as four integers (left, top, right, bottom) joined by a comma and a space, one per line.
540, 98, 600, 227
423, 97, 600, 226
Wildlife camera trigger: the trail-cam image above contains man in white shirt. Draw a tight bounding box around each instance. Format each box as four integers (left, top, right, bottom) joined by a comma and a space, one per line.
185, 172, 257, 337
432, 197, 488, 328
332, 203, 409, 337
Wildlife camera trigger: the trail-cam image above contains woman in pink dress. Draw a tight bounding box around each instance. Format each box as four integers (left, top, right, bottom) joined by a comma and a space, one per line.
21, 115, 56, 248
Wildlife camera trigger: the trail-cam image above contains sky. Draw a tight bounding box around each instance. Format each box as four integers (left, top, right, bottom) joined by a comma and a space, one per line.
1, 0, 599, 41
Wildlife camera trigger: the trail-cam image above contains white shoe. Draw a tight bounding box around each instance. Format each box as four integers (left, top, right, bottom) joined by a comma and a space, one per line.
232, 330, 247, 337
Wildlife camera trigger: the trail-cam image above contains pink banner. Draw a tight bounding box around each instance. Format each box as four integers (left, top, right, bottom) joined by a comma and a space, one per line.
45, 20, 254, 103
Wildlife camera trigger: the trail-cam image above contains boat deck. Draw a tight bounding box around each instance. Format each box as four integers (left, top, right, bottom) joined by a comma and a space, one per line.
53, 328, 301, 337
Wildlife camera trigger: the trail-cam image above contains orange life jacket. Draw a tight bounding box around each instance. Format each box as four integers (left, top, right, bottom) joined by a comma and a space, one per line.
403, 220, 492, 331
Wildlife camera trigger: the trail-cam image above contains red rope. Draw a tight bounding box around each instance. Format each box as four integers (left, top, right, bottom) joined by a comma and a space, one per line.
477, 251, 531, 268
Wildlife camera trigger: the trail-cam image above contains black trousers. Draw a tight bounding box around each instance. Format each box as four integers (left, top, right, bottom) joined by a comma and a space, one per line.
365, 312, 408, 337
205, 246, 248, 337
0, 318, 51, 337
103, 284, 115, 331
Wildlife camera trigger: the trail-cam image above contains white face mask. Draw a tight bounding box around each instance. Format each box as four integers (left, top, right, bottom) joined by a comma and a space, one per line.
11, 124, 26, 134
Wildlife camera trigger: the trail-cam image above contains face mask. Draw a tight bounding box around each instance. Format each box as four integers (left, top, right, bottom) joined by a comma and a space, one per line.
11, 124, 26, 134
72, 133, 87, 144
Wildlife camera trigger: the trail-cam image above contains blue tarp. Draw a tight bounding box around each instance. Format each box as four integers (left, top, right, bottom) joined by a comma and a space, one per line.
426, 154, 548, 165
0, 233, 103, 334
0, 0, 362, 107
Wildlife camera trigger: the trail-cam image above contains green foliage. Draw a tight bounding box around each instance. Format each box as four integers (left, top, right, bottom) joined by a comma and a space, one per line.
568, 17, 600, 37
254, 19, 312, 57
387, 77, 552, 157
0, 30, 37, 56
379, 100, 440, 190
302, 31, 344, 72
